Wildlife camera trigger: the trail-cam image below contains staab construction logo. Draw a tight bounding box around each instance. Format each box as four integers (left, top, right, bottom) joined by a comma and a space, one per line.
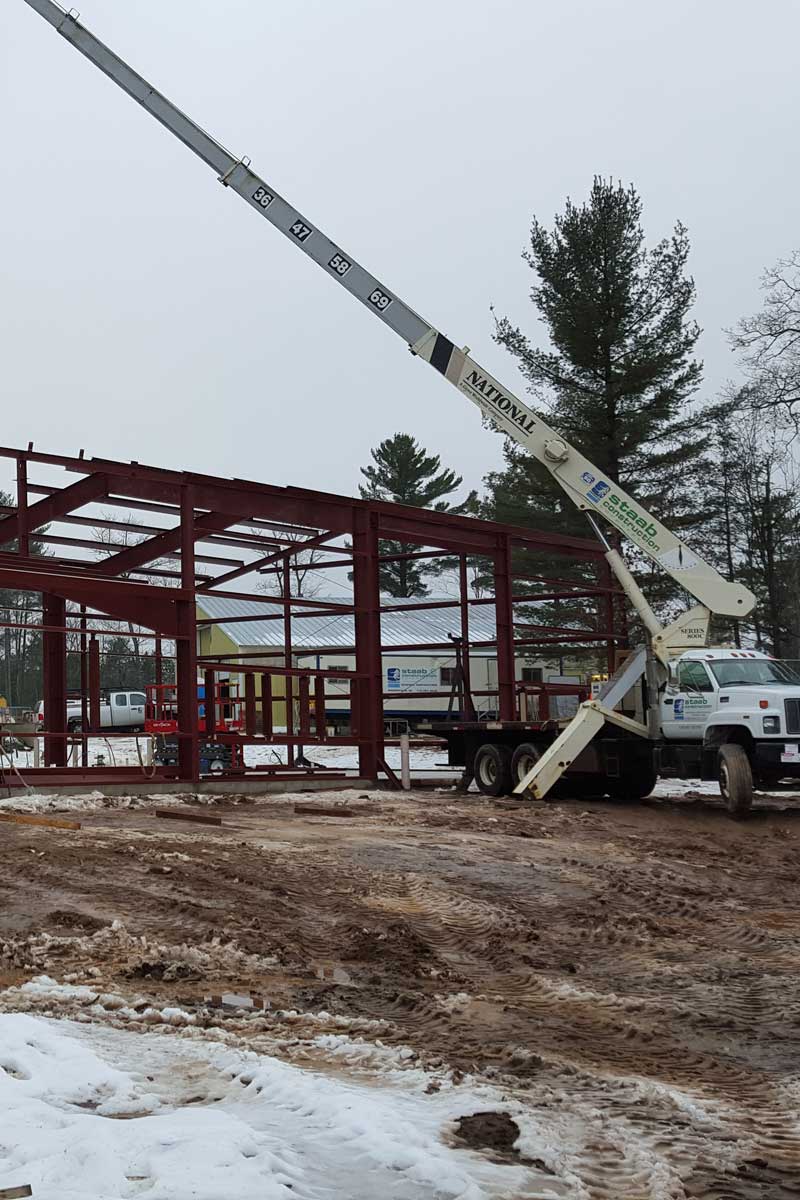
460, 370, 536, 435
590, 489, 661, 552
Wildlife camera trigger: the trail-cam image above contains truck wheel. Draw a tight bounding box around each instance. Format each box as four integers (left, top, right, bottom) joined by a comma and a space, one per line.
607, 767, 658, 803
474, 743, 513, 797
718, 744, 753, 815
510, 742, 542, 791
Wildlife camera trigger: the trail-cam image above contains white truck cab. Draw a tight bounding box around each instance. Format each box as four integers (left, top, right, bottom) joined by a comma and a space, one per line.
657, 649, 800, 808
661, 650, 800, 745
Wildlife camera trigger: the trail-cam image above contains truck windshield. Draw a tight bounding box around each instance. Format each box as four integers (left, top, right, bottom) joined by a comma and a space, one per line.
709, 660, 800, 687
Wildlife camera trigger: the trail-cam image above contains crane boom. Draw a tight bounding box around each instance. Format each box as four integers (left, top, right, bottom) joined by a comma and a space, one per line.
21, 0, 754, 620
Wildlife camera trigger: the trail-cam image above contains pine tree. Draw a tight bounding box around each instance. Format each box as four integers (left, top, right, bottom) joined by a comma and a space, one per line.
358, 433, 477, 596
487, 177, 714, 619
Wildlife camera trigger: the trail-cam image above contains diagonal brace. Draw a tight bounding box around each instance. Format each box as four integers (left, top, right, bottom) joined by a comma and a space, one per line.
96, 510, 252, 576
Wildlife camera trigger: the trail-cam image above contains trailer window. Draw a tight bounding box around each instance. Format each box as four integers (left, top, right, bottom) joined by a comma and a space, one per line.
440, 667, 457, 686
678, 661, 713, 692
521, 667, 543, 683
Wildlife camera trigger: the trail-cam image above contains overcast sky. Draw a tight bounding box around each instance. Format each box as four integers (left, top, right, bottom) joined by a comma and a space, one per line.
3, 0, 799, 508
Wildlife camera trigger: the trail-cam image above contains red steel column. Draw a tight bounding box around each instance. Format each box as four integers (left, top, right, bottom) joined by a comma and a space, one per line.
42, 594, 67, 767
88, 636, 101, 731
352, 509, 383, 780
176, 486, 199, 783
79, 607, 88, 766
260, 673, 273, 738
16, 457, 29, 559
283, 555, 294, 767
459, 555, 476, 719
493, 535, 515, 720
599, 560, 617, 675
203, 669, 216, 738
244, 673, 257, 736
315, 675, 326, 740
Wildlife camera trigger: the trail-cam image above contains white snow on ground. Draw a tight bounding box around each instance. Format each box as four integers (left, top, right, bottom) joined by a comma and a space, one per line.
245, 741, 450, 774
652, 777, 725, 798
0, 1012, 546, 1200
0, 790, 192, 815
5, 737, 157, 772
2, 737, 451, 775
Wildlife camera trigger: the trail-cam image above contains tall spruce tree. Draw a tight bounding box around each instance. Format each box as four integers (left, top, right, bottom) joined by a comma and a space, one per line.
487, 177, 713, 619
358, 433, 477, 596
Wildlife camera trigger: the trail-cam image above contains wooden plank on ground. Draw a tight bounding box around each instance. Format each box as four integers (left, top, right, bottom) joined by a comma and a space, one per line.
155, 808, 222, 827
294, 803, 355, 818
0, 812, 81, 831
0, 1185, 33, 1199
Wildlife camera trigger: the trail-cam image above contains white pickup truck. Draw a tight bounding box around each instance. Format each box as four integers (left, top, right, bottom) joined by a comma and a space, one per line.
656, 648, 800, 808
37, 691, 147, 733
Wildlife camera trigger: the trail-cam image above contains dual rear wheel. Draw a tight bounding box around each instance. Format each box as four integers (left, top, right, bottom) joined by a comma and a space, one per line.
473, 741, 541, 797
472, 740, 657, 802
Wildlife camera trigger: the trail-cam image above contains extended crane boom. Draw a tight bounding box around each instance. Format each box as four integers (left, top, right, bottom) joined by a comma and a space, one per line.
21, 0, 755, 625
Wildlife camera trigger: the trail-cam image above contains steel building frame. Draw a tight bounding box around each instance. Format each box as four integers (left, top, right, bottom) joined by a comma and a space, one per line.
0, 445, 626, 787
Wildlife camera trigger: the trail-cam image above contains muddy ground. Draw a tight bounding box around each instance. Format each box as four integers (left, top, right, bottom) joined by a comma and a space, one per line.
2, 787, 800, 1197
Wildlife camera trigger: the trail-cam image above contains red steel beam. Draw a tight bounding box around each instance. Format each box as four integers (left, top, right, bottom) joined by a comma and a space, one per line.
197, 590, 355, 611
0, 559, 187, 637
23, 488, 298, 552
197, 529, 338, 592
0, 447, 605, 560
96, 509, 253, 576
0, 507, 248, 568
0, 473, 108, 547
196, 660, 362, 678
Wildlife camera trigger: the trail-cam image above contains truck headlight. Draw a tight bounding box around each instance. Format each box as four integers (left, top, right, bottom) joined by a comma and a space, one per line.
763, 715, 781, 734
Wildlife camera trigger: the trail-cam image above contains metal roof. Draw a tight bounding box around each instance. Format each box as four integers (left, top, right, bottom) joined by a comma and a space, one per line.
196, 594, 498, 651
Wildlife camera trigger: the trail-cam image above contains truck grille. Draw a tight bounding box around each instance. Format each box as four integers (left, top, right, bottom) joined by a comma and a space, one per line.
785, 699, 800, 735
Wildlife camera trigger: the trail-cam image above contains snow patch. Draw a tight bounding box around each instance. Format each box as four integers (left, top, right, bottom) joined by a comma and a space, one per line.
0, 1013, 536, 1200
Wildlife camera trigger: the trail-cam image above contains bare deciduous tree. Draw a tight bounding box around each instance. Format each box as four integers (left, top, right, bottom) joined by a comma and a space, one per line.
256, 531, 325, 599
731, 252, 800, 429
707, 401, 800, 656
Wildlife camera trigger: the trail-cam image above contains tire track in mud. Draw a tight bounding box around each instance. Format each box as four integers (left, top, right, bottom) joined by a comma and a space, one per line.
341, 834, 800, 1195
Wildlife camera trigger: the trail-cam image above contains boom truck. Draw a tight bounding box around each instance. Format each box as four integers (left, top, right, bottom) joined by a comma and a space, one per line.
20, 0, 800, 813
